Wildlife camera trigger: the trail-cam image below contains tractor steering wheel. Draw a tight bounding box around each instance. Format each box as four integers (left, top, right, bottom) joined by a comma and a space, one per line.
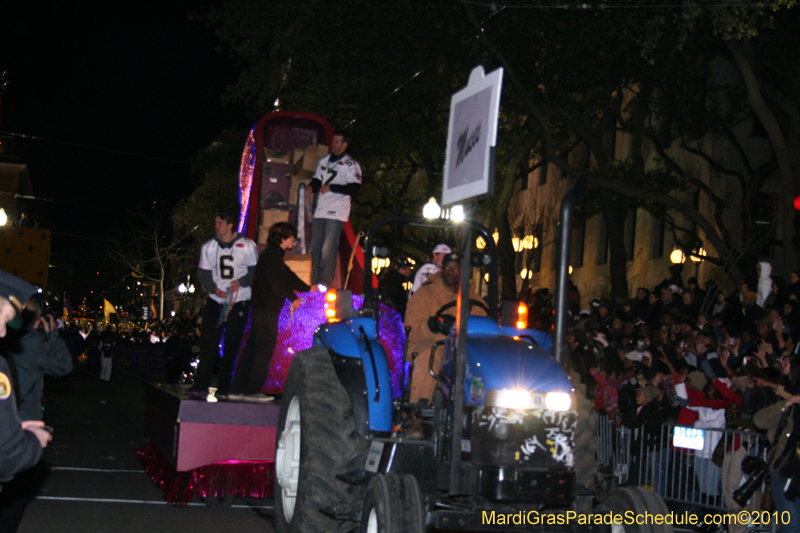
427, 299, 490, 335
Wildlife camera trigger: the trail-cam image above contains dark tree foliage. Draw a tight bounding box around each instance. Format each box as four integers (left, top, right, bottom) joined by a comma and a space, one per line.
193, 0, 798, 300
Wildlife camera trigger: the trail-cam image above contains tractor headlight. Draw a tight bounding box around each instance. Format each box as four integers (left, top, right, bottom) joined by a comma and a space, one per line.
544, 392, 572, 411
485, 389, 532, 409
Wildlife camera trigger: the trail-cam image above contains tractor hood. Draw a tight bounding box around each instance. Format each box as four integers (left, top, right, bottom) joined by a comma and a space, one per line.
449, 317, 574, 406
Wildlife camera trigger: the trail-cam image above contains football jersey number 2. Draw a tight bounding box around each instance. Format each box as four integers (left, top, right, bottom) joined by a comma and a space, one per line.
219, 255, 234, 279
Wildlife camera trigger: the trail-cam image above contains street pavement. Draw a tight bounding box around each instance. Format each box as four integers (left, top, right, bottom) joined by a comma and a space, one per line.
16, 368, 276, 533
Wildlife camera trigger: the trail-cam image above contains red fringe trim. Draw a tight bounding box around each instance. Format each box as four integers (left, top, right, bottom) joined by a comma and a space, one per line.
136, 442, 274, 507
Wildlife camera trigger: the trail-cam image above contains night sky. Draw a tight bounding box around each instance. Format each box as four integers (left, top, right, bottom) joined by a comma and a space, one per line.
0, 1, 250, 300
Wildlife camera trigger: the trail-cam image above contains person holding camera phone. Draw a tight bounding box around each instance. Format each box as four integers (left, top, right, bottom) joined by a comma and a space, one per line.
2, 305, 73, 422
754, 390, 800, 533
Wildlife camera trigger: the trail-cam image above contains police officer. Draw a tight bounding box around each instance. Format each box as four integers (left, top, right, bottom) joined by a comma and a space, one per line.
0, 269, 52, 532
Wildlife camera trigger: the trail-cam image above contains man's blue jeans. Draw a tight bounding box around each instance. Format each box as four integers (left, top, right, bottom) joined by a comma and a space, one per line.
310, 217, 344, 287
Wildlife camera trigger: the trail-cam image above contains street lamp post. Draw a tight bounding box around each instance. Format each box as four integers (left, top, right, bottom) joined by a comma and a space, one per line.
670, 246, 704, 281
690, 247, 705, 281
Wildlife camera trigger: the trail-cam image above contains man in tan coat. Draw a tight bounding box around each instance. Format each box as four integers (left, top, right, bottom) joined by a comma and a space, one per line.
404, 253, 487, 403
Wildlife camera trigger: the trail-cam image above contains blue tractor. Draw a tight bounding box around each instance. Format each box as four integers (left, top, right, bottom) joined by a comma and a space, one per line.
273, 181, 670, 533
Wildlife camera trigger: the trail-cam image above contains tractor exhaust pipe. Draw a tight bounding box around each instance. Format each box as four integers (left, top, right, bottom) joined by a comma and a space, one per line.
553, 175, 588, 367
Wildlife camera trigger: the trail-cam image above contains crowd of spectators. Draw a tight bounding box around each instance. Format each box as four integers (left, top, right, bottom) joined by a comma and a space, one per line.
1, 284, 202, 530
55, 314, 201, 384
562, 262, 800, 532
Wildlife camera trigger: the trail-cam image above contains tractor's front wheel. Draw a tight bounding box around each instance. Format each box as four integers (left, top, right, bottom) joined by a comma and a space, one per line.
361, 474, 424, 533
601, 486, 673, 533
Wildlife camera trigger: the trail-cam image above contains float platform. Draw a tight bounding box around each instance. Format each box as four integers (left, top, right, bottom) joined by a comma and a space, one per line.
144, 382, 279, 472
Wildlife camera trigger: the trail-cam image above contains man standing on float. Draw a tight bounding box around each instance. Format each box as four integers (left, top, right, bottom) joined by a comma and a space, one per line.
309, 130, 362, 288
188, 209, 257, 398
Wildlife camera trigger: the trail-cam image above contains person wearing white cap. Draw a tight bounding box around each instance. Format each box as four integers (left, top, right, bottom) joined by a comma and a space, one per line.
409, 243, 451, 296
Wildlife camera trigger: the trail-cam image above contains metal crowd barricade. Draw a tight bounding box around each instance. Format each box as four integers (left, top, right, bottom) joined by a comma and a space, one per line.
594, 413, 632, 484
594, 415, 771, 520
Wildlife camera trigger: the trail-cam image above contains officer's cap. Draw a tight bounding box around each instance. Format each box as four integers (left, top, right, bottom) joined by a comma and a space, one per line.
0, 269, 37, 328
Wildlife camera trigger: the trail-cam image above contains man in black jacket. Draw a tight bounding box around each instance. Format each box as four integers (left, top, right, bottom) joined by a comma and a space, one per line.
231, 223, 316, 397
379, 257, 412, 318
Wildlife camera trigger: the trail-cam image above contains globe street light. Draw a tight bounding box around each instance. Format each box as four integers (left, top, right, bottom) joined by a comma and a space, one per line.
522, 235, 535, 250
450, 204, 465, 222
690, 247, 706, 263
371, 257, 390, 275
690, 247, 705, 280
669, 248, 685, 264
422, 198, 441, 219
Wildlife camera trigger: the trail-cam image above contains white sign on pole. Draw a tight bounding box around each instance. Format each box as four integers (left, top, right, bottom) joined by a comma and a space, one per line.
442, 66, 504, 207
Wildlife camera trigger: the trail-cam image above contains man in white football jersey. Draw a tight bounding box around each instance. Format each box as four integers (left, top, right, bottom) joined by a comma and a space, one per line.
309, 130, 362, 287
188, 209, 258, 398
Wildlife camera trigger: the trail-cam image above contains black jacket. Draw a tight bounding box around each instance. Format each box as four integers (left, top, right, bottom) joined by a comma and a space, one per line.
251, 243, 310, 309
0, 356, 42, 484
379, 269, 409, 317
621, 399, 674, 454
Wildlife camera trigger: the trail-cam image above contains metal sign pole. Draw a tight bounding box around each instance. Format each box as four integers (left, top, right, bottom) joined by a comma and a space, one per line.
441, 65, 503, 495
449, 203, 474, 494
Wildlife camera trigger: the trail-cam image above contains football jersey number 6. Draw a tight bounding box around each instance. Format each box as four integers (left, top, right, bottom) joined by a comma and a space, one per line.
219, 255, 234, 279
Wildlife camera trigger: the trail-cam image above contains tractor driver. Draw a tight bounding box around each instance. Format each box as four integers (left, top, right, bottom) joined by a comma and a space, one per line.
404, 253, 487, 403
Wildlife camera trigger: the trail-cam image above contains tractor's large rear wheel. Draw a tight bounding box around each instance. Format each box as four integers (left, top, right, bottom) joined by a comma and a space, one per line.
274, 347, 370, 533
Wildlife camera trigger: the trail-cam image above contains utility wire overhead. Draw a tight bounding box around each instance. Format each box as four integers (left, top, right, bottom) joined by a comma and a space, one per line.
451, 0, 778, 10
0, 130, 186, 164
